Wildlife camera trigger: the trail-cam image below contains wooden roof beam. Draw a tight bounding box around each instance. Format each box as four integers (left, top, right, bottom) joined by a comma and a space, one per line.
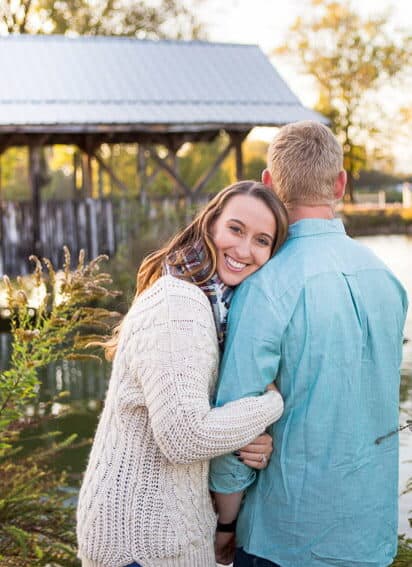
147, 147, 192, 197
192, 140, 233, 196
91, 150, 130, 194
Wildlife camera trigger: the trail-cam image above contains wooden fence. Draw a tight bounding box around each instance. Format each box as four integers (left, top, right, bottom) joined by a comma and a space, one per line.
0, 196, 208, 276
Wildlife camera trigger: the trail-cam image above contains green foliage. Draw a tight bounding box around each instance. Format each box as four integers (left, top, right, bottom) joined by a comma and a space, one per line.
0, 455, 79, 566
0, 248, 120, 447
392, 536, 412, 566
107, 197, 207, 305
0, 147, 30, 200
0, 248, 121, 565
0, 136, 267, 202
243, 140, 268, 181
275, 0, 412, 201
178, 135, 232, 194
356, 169, 403, 191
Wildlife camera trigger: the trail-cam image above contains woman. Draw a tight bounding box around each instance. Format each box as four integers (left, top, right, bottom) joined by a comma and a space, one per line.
77, 180, 289, 567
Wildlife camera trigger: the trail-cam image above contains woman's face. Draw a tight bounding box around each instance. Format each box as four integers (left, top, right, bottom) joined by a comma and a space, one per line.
210, 194, 276, 286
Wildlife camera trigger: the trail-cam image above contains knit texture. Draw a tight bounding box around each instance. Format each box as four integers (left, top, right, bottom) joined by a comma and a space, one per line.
77, 276, 284, 567
163, 240, 233, 348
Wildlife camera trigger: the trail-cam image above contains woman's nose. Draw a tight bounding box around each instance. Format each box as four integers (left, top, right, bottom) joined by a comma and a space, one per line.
235, 238, 252, 259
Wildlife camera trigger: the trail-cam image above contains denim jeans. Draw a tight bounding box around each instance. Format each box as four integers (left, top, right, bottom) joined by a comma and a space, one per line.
234, 547, 282, 567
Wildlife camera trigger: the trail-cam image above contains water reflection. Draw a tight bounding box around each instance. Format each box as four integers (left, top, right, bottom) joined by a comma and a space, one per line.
0, 333, 110, 480
41, 358, 111, 402
1, 332, 111, 404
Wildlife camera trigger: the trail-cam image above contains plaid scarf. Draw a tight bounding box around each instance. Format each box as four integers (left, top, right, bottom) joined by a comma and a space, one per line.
163, 241, 233, 349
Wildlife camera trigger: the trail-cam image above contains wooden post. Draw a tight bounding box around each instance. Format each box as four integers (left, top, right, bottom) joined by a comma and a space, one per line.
0, 154, 2, 274
82, 151, 93, 197
29, 146, 42, 257
98, 161, 104, 198
137, 143, 147, 206
78, 136, 95, 198
109, 146, 114, 194
232, 133, 244, 181
168, 136, 184, 197
73, 151, 79, 197
169, 148, 180, 197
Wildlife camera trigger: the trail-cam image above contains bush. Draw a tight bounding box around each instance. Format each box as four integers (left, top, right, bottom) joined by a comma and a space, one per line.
0, 249, 121, 566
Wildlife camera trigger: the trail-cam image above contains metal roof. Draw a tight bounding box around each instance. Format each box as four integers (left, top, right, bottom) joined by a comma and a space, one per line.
0, 35, 324, 130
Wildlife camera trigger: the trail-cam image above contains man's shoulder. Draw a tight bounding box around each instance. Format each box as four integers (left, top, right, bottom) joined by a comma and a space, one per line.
239, 244, 305, 311
248, 237, 314, 297
265, 230, 394, 273
248, 231, 402, 300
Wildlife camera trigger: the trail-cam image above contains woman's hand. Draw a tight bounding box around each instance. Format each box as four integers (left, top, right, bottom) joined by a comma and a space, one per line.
234, 432, 273, 469
233, 383, 279, 468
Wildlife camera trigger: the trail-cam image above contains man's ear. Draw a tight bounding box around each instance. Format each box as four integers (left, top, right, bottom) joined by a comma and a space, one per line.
334, 170, 347, 200
262, 168, 272, 187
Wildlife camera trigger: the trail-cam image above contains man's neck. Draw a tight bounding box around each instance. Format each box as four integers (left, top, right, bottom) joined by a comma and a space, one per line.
287, 204, 336, 225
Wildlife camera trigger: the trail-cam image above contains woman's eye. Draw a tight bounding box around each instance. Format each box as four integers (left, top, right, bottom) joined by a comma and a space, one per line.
229, 225, 241, 234
257, 237, 270, 246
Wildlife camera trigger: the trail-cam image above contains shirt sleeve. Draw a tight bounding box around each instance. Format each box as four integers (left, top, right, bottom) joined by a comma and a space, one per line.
129, 278, 283, 465
210, 277, 285, 493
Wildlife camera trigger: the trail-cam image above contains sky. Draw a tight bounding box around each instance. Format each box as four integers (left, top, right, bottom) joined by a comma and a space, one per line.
193, 0, 412, 173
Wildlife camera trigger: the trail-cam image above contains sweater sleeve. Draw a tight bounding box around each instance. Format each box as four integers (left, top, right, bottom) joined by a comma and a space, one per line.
131, 278, 284, 465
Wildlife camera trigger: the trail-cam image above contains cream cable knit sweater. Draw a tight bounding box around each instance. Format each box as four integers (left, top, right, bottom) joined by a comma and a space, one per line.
77, 276, 283, 567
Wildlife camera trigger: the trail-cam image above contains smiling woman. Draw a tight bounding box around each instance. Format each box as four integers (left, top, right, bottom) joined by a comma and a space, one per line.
76, 180, 289, 567
211, 194, 277, 286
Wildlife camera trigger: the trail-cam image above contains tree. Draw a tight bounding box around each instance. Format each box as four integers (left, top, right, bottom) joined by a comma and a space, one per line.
275, 0, 412, 202
243, 140, 268, 181
0, 0, 205, 39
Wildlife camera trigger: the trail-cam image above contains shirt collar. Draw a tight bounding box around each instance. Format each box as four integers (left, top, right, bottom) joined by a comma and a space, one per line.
287, 218, 346, 240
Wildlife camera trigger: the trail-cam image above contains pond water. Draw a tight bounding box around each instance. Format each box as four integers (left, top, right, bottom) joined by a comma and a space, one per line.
357, 235, 412, 536
0, 234, 411, 535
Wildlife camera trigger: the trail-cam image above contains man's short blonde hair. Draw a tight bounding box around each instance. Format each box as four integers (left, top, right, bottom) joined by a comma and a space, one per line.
267, 121, 343, 206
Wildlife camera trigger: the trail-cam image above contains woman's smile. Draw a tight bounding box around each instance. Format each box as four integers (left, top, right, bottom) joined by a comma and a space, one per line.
211, 194, 276, 286
224, 254, 249, 272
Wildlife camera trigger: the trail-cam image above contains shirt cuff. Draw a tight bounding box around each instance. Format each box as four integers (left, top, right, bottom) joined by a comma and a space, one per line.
209, 453, 256, 494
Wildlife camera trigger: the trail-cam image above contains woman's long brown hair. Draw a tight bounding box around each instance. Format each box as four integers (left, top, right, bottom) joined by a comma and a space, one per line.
104, 180, 289, 360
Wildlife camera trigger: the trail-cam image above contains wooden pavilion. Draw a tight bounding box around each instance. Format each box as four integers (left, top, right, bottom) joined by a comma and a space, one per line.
0, 34, 325, 272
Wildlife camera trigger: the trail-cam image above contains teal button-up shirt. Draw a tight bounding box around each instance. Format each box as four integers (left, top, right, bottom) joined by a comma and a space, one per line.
210, 219, 408, 567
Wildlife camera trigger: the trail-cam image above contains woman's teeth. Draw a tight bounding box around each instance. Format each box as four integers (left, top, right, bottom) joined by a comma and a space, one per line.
225, 255, 247, 270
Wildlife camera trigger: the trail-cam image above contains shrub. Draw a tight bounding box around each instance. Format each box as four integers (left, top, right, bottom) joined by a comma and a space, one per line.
0, 248, 121, 566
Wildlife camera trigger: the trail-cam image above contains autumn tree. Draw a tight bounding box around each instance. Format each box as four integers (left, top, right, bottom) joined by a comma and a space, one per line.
275, 0, 412, 201
0, 0, 205, 39
397, 105, 412, 174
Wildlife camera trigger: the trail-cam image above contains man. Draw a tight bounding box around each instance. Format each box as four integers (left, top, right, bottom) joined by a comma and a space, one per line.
210, 121, 408, 567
